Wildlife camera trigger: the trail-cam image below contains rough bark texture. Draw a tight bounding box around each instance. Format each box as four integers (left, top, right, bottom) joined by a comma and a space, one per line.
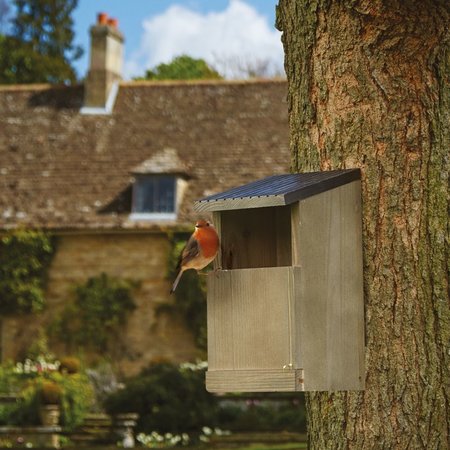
276, 1, 449, 448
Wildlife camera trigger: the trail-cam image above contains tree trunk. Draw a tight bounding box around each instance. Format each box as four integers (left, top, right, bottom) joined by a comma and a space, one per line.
276, 1, 449, 448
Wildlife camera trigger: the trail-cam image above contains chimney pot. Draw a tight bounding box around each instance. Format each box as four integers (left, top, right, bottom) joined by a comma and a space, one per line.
107, 18, 118, 28
97, 12, 108, 25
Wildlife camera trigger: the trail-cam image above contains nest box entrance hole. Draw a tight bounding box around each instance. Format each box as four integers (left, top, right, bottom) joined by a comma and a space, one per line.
218, 205, 292, 270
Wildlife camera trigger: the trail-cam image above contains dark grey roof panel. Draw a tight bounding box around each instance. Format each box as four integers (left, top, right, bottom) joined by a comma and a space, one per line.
194, 169, 361, 212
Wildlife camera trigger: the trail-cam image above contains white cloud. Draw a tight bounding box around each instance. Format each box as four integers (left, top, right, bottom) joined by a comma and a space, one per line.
124, 0, 284, 79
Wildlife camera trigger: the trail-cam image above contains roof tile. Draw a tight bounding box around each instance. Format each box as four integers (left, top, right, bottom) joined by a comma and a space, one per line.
0, 80, 289, 230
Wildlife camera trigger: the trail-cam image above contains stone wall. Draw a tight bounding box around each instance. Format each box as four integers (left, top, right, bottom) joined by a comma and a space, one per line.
1, 232, 199, 376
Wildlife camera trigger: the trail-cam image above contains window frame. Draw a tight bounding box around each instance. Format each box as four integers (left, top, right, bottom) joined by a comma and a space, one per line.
130, 174, 177, 221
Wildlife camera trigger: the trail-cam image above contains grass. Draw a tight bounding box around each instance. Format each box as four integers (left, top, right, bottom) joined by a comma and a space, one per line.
190, 444, 307, 450
234, 444, 307, 450
206, 431, 307, 450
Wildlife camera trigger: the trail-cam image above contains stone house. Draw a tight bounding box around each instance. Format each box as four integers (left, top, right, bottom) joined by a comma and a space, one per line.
0, 15, 289, 375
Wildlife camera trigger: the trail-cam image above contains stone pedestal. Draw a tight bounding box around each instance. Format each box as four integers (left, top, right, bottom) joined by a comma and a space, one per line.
39, 405, 60, 447
114, 413, 139, 448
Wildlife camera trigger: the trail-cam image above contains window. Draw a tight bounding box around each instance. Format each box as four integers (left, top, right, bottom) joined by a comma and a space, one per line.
131, 175, 176, 220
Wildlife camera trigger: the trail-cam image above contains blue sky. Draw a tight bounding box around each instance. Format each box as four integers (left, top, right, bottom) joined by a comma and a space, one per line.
72, 0, 283, 79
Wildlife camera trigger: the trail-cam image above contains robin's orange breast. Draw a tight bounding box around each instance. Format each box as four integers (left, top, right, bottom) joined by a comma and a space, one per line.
196, 228, 219, 259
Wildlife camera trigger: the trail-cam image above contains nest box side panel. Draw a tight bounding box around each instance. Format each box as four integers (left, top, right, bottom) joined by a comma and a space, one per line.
296, 180, 365, 391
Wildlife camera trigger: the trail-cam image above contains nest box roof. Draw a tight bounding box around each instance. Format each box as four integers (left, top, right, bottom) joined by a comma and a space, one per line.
194, 169, 361, 212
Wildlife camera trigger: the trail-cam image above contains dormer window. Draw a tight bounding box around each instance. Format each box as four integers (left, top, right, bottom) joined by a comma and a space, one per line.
129, 148, 189, 221
132, 175, 176, 219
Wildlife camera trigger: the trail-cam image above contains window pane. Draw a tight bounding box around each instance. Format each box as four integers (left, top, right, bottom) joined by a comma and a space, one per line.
134, 176, 175, 213
157, 177, 175, 212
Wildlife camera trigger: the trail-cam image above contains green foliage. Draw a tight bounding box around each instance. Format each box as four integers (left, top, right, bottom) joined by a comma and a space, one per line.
217, 394, 306, 433
54, 371, 94, 429
104, 362, 218, 434
104, 361, 307, 438
0, 230, 55, 315
0, 356, 94, 429
50, 273, 137, 353
0, 361, 17, 393
0, 35, 77, 84
167, 236, 207, 350
0, 0, 82, 84
141, 55, 222, 81
232, 445, 306, 450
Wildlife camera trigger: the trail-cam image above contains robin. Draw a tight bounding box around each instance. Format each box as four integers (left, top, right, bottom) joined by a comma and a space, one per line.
170, 219, 220, 294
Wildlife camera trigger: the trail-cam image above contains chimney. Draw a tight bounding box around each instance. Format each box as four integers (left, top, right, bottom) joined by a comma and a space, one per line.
82, 13, 124, 113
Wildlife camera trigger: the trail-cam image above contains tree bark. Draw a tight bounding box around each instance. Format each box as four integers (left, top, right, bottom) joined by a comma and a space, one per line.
276, 1, 449, 448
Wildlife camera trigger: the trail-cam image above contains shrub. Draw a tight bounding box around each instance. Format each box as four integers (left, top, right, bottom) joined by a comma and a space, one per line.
0, 230, 55, 315
85, 362, 122, 406
104, 362, 218, 434
217, 394, 306, 432
0, 356, 94, 429
0, 361, 18, 393
104, 361, 307, 437
50, 273, 137, 353
55, 371, 94, 429
167, 237, 208, 350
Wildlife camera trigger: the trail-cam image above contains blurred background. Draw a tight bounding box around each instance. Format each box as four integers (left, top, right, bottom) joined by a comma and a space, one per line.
0, 1, 306, 449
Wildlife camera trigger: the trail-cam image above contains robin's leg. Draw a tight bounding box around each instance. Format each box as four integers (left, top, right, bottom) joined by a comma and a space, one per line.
199, 257, 222, 277
198, 267, 222, 277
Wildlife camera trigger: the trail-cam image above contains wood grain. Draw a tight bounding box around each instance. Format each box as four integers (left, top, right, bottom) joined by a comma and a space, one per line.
295, 180, 365, 390
212, 211, 222, 270
207, 267, 300, 371
219, 206, 291, 270
206, 369, 305, 392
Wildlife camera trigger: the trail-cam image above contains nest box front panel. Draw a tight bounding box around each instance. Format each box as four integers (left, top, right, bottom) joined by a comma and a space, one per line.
207, 266, 298, 370
206, 266, 303, 392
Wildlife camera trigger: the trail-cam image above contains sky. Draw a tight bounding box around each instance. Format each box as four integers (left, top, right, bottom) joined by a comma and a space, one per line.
72, 0, 284, 80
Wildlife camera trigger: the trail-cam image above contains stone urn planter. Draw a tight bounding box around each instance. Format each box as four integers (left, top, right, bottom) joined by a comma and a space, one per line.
39, 404, 60, 426
38, 380, 62, 447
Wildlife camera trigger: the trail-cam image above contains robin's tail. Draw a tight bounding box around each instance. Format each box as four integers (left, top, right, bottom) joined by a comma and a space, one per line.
170, 269, 184, 294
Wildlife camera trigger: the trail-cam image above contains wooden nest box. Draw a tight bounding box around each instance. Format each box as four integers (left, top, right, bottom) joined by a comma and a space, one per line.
194, 169, 365, 392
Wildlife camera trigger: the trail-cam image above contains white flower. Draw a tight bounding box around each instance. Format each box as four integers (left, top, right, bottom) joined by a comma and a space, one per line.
202, 426, 212, 436
214, 428, 231, 436
179, 360, 208, 371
